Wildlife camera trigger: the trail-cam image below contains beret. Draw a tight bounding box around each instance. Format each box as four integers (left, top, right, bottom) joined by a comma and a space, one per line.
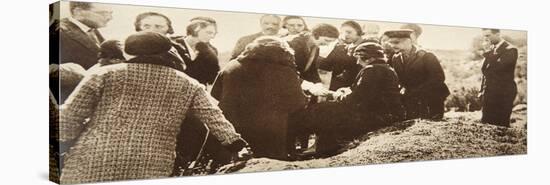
124, 31, 173, 56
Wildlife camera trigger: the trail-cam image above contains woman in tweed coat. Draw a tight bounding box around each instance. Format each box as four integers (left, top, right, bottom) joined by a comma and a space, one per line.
59, 32, 247, 184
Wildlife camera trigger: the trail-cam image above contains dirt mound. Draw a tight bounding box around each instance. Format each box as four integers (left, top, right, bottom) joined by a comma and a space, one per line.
219, 108, 527, 173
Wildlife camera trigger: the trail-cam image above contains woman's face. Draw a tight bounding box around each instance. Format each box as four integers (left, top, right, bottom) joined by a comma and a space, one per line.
340, 25, 361, 44
285, 18, 306, 35
139, 15, 170, 35
196, 25, 217, 43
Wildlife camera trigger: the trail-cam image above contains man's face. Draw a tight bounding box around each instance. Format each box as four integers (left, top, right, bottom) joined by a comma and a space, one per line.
314, 36, 337, 46
482, 30, 500, 45
196, 25, 217, 43
285, 18, 306, 35
76, 3, 113, 28
380, 35, 393, 52
260, 16, 281, 35
139, 15, 170, 35
388, 37, 413, 53
340, 25, 361, 44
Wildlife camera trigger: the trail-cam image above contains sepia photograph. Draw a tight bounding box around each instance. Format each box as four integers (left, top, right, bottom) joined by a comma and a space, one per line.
48, 1, 527, 184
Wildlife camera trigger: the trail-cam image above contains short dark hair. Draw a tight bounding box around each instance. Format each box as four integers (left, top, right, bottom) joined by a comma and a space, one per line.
482, 28, 500, 34
311, 23, 339, 39
134, 12, 174, 34
190, 16, 217, 25
341, 20, 363, 36
69, 2, 93, 15
186, 20, 214, 36
282, 16, 309, 31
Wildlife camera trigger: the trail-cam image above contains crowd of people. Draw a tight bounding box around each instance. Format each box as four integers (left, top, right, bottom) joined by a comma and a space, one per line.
49, 2, 520, 183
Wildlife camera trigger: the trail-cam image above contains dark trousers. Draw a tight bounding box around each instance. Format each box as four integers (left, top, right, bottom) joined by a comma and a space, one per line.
482, 85, 517, 127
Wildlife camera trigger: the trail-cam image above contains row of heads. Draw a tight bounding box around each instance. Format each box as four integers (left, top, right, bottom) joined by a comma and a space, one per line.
67, 2, 423, 42
120, 31, 385, 63
68, 1, 504, 45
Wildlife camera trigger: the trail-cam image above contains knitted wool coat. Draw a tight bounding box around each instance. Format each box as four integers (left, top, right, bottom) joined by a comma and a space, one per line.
59, 63, 242, 184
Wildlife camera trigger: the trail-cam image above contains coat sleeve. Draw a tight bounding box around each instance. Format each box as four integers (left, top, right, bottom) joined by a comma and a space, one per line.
343, 68, 378, 106
210, 71, 224, 101
409, 53, 448, 97
230, 37, 247, 60
189, 86, 242, 145
59, 73, 104, 142
495, 48, 518, 72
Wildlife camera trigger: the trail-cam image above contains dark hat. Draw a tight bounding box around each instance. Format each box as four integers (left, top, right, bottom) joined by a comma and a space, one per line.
124, 31, 173, 56
354, 42, 385, 58
383, 29, 414, 38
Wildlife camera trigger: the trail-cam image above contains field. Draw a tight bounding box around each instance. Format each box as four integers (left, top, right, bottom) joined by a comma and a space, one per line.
218, 108, 527, 174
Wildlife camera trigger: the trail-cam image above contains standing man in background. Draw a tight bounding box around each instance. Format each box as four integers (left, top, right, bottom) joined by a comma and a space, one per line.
230, 14, 282, 59
479, 28, 518, 127
59, 2, 112, 69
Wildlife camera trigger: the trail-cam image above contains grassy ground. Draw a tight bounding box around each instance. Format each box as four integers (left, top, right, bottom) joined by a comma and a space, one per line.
218, 107, 527, 174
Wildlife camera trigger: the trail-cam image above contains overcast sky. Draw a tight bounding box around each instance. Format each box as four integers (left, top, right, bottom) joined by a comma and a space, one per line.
59, 2, 526, 53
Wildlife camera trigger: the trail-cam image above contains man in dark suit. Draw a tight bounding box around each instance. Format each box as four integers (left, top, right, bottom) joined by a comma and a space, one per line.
385, 29, 450, 120
59, 2, 112, 70
230, 15, 281, 60
57, 2, 112, 104
479, 28, 518, 127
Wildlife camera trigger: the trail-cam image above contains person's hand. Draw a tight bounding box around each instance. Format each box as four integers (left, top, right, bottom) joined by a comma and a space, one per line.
332, 87, 351, 101
236, 146, 253, 161
400, 87, 407, 95
301, 81, 327, 96
336, 87, 352, 95
311, 83, 330, 96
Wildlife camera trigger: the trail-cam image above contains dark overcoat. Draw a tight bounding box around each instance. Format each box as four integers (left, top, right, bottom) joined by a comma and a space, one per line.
211, 52, 307, 160
388, 47, 450, 119
481, 41, 518, 127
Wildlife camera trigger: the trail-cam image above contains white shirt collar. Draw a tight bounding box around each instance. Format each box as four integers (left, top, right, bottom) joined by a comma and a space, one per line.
183, 37, 197, 60
494, 39, 506, 50
68, 17, 92, 32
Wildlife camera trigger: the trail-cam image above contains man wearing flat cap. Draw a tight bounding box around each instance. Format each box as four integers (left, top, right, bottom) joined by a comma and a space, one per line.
385, 29, 450, 120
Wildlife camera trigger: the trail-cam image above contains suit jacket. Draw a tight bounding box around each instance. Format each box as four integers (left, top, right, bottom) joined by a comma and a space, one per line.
388, 46, 450, 99
481, 41, 518, 92
59, 18, 104, 70
230, 32, 264, 60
